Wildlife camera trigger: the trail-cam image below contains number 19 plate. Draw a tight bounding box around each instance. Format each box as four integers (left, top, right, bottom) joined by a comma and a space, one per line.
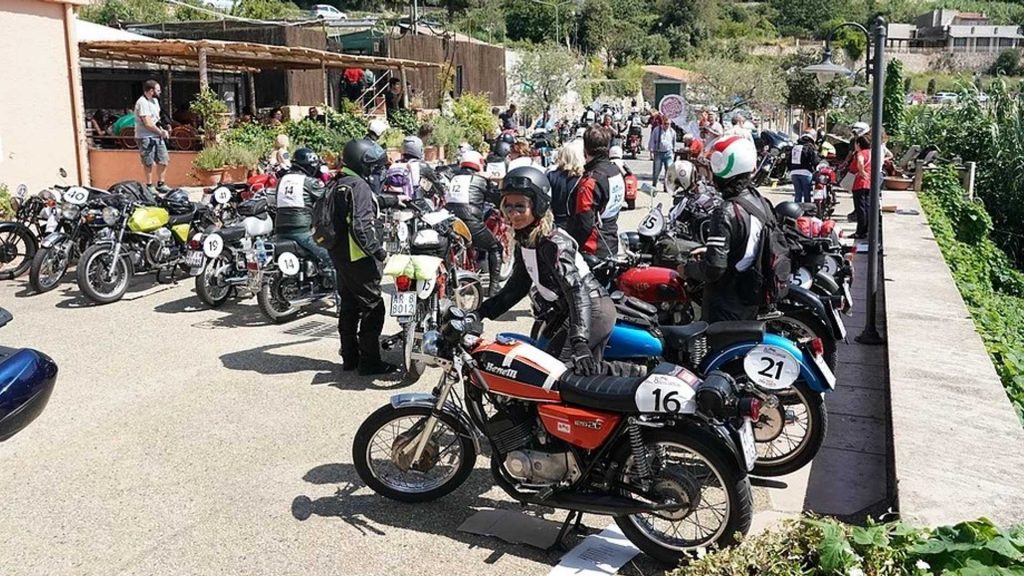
390, 291, 416, 317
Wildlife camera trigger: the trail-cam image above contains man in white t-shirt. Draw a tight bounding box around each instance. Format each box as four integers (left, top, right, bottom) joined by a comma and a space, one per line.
134, 80, 170, 193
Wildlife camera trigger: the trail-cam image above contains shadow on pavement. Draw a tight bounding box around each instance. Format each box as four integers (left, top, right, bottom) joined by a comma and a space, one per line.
51, 273, 178, 309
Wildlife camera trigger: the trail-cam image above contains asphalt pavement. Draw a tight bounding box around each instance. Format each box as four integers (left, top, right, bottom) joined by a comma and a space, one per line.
0, 157, 880, 575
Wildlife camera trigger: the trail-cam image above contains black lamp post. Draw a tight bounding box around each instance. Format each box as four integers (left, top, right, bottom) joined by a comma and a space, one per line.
803, 16, 887, 345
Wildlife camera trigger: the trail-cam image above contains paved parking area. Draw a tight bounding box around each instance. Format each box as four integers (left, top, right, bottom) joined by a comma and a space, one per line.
0, 160, 889, 575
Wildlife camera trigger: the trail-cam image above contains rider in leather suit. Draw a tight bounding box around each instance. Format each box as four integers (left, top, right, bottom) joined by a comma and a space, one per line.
477, 166, 616, 375
445, 150, 505, 296
271, 147, 333, 274
684, 136, 774, 323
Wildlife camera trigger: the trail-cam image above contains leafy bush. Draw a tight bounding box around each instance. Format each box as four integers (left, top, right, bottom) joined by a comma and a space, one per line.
672, 515, 1024, 576
431, 116, 469, 162
452, 93, 497, 149
921, 167, 1024, 419
991, 49, 1021, 76
379, 128, 406, 150
194, 142, 260, 171
0, 183, 12, 219
222, 122, 280, 159
884, 59, 906, 140
190, 89, 229, 139
285, 119, 341, 157
388, 108, 420, 136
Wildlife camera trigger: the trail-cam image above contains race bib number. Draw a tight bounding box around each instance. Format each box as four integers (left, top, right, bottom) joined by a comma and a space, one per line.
601, 174, 626, 220
63, 186, 89, 205
278, 252, 301, 276
637, 207, 664, 237
743, 345, 801, 390
276, 174, 306, 209
791, 145, 803, 165
203, 233, 224, 259
212, 186, 232, 205
446, 175, 473, 204
486, 162, 506, 179
634, 375, 696, 414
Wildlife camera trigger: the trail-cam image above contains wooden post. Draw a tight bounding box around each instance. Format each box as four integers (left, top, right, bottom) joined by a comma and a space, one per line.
164, 66, 173, 113
322, 60, 329, 123
247, 72, 256, 111
963, 161, 977, 200
198, 47, 209, 92
400, 65, 409, 108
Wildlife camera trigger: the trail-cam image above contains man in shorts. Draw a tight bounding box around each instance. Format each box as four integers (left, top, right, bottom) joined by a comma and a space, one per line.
135, 79, 170, 193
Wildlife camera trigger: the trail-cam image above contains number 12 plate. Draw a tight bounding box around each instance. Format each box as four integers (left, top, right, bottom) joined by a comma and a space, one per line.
390, 291, 416, 317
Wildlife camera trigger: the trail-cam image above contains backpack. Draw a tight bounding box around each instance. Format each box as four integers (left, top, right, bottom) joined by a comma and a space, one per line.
382, 163, 413, 199
311, 179, 352, 250
731, 190, 792, 308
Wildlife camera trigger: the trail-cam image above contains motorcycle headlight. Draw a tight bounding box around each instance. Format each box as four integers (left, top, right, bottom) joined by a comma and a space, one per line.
61, 203, 80, 218
422, 330, 441, 356
102, 206, 120, 225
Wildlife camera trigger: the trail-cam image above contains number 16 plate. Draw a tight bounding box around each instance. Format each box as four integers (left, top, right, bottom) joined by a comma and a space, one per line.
390, 292, 416, 317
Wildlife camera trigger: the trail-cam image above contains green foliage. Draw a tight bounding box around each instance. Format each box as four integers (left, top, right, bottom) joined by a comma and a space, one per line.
222, 122, 280, 158
927, 77, 938, 95
504, 0, 556, 43
172, 0, 218, 21
388, 108, 420, 136
79, 0, 172, 25
672, 515, 1024, 576
451, 93, 497, 149
0, 183, 12, 220
233, 0, 304, 19
379, 128, 406, 150
992, 49, 1022, 76
510, 44, 581, 118
768, 0, 842, 38
690, 57, 787, 116
282, 110, 367, 156
431, 116, 470, 161
783, 52, 851, 113
194, 141, 261, 171
884, 58, 907, 139
921, 167, 1024, 419
190, 89, 229, 139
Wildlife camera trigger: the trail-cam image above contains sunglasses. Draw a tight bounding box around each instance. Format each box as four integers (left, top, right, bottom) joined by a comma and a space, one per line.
502, 202, 531, 215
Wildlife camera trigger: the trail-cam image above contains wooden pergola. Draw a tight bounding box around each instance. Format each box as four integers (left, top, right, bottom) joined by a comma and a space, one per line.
79, 38, 440, 106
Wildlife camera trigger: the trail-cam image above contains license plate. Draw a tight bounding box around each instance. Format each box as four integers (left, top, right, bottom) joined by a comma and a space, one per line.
830, 305, 848, 340
738, 419, 757, 472
390, 291, 417, 317
185, 250, 204, 269
842, 282, 853, 315
811, 352, 837, 390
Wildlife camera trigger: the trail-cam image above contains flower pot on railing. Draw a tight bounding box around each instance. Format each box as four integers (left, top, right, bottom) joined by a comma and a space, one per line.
423, 145, 443, 162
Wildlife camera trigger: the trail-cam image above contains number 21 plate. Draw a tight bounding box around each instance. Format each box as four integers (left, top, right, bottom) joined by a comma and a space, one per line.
390, 291, 416, 317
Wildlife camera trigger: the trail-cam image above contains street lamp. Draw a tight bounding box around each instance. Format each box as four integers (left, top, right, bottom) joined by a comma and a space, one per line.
530, 0, 578, 48
803, 16, 888, 346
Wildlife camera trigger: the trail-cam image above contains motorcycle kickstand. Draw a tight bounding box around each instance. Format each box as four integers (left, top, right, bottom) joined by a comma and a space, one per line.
551, 510, 585, 551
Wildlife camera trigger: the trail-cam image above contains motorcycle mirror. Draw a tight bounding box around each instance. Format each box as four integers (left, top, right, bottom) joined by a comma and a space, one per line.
0, 307, 12, 329
58, 168, 67, 179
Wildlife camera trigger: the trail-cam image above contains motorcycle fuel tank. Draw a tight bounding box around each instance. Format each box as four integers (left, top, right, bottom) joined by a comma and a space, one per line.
617, 266, 688, 304
128, 206, 170, 233
471, 339, 565, 403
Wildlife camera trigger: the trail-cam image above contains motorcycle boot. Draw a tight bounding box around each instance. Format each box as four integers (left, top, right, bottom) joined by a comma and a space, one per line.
486, 245, 504, 297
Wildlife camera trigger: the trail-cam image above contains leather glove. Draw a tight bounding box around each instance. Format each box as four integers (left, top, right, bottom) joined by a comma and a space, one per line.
571, 340, 597, 376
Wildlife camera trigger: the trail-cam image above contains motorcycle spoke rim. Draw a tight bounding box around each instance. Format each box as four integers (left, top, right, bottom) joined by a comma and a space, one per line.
624, 441, 731, 549
756, 386, 812, 464
0, 231, 26, 268
366, 416, 463, 493
203, 257, 232, 300
87, 253, 127, 297
39, 250, 68, 288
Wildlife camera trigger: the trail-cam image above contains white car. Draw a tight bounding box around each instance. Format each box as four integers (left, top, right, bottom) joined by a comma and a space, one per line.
310, 4, 347, 20
203, 0, 235, 11
932, 92, 959, 105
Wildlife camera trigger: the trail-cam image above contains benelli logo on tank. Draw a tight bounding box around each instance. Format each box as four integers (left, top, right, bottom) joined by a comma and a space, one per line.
484, 362, 518, 379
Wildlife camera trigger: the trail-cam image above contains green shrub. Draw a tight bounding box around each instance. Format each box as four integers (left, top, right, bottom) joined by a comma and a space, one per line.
190, 89, 229, 139
379, 128, 406, 150
388, 108, 420, 136
431, 116, 469, 162
0, 183, 12, 219
222, 122, 280, 159
194, 142, 260, 171
452, 93, 496, 149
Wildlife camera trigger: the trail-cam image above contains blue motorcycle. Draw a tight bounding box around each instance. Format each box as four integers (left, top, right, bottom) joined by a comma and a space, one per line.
0, 307, 58, 442
501, 297, 835, 477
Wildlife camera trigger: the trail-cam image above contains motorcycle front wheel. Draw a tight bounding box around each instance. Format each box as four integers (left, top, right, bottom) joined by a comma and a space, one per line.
613, 428, 752, 565
453, 276, 483, 311
29, 242, 71, 293
257, 273, 300, 323
76, 243, 130, 304
195, 255, 233, 308
352, 404, 476, 503
0, 222, 37, 280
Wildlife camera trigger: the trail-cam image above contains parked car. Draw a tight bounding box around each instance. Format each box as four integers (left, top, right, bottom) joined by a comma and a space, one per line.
932, 92, 959, 105
204, 0, 235, 11
310, 4, 347, 20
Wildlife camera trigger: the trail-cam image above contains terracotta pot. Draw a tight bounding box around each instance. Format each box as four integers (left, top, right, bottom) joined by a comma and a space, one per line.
194, 168, 224, 186
221, 165, 249, 183
883, 176, 914, 191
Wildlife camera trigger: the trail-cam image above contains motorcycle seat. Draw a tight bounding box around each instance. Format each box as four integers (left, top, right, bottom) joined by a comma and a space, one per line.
167, 209, 196, 226
271, 238, 311, 258
218, 224, 246, 243
706, 321, 766, 351
661, 321, 709, 350
557, 372, 646, 413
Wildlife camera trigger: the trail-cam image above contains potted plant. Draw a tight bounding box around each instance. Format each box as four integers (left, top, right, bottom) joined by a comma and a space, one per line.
193, 142, 259, 185
191, 89, 230, 143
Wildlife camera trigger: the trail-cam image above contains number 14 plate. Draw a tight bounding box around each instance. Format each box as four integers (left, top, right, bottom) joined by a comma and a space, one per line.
390, 291, 416, 317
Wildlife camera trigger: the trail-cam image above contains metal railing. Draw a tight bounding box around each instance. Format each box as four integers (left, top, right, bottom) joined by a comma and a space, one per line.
358, 69, 392, 117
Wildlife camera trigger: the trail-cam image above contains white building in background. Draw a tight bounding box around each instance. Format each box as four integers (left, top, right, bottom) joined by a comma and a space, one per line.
886, 9, 1024, 53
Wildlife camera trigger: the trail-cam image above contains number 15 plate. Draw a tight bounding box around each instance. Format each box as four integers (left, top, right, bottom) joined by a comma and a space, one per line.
390, 291, 416, 317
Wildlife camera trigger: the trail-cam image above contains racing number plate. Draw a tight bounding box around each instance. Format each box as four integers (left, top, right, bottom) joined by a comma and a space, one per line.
739, 419, 756, 471
830, 305, 848, 340
390, 291, 416, 317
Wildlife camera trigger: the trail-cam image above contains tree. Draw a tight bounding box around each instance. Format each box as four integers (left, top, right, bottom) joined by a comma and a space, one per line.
991, 49, 1021, 76
883, 58, 906, 139
654, 0, 716, 58
768, 0, 842, 37
79, 0, 172, 26
511, 43, 580, 118
576, 0, 614, 56
504, 0, 556, 43
690, 58, 786, 116
782, 52, 849, 113
233, 0, 303, 19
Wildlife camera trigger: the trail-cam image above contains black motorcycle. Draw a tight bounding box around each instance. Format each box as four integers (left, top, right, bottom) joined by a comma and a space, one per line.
752, 131, 794, 187
29, 186, 114, 293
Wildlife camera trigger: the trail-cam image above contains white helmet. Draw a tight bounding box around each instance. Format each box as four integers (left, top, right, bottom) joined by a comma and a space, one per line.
709, 136, 757, 180
613, 112, 622, 121
851, 122, 870, 137
609, 145, 624, 160
368, 119, 388, 138
460, 150, 484, 172
666, 159, 695, 195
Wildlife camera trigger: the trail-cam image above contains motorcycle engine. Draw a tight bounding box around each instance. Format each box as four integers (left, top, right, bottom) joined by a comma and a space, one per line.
144, 228, 174, 266
504, 449, 581, 486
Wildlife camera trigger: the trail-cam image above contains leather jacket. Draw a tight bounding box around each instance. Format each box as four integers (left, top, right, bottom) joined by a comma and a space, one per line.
445, 167, 497, 221
685, 177, 766, 285
479, 227, 605, 344
271, 170, 324, 234
568, 156, 618, 258
547, 168, 580, 226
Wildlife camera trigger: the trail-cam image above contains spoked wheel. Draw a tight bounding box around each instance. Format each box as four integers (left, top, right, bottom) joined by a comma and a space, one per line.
30, 243, 72, 293
195, 255, 233, 307
0, 224, 37, 280
76, 243, 130, 304
352, 404, 476, 502
257, 273, 299, 323
750, 381, 827, 477
613, 429, 752, 564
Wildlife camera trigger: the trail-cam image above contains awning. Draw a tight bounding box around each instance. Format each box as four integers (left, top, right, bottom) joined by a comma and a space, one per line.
76, 19, 155, 43
78, 38, 441, 72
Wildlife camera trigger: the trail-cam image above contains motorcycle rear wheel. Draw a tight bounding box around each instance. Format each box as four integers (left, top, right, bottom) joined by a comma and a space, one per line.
195, 255, 233, 308
613, 428, 752, 564
352, 404, 476, 503
750, 381, 828, 477
257, 273, 299, 323
30, 243, 71, 293
0, 223, 37, 280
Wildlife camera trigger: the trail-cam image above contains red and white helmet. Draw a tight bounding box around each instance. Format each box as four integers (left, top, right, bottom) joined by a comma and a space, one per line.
460, 150, 484, 172
709, 136, 757, 180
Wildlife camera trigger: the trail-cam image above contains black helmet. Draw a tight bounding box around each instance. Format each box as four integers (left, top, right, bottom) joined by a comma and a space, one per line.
163, 188, 192, 215
775, 201, 804, 224
798, 133, 815, 145
493, 141, 511, 158
292, 148, 322, 177
342, 139, 387, 179
500, 166, 551, 218
499, 132, 516, 145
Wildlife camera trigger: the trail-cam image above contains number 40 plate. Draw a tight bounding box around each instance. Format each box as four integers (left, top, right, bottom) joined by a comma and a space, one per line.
390, 291, 416, 317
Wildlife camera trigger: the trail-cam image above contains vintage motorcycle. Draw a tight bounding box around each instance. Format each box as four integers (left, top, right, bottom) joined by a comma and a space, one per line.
29, 186, 113, 293
0, 306, 58, 442
255, 235, 335, 323
353, 307, 756, 564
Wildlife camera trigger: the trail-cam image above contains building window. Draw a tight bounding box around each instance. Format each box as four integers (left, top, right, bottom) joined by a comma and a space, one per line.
1000, 38, 1014, 47
953, 37, 968, 51
977, 38, 991, 50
